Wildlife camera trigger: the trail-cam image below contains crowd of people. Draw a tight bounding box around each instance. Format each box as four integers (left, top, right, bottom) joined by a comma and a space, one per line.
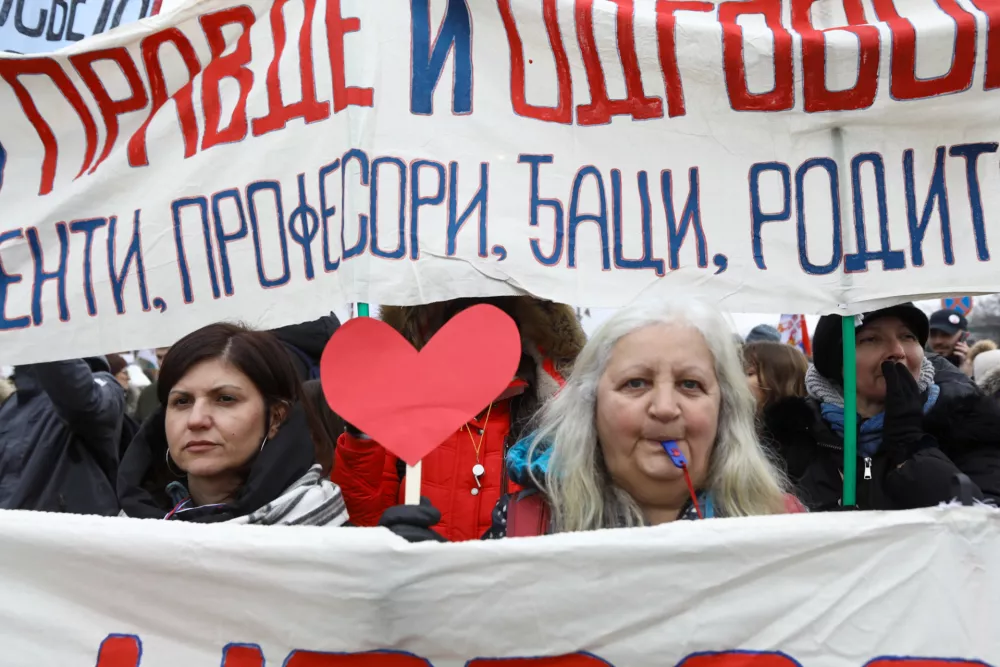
747, 305, 1000, 512
1, 297, 997, 541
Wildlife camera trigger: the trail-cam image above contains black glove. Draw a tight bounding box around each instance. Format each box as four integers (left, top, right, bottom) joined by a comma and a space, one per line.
881, 361, 936, 466
378, 497, 447, 543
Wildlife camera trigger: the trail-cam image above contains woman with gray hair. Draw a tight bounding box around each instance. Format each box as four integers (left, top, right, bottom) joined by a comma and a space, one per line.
380, 300, 803, 542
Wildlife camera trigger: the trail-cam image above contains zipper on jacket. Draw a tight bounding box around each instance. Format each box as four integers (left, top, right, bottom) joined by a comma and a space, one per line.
863, 457, 872, 480
815, 440, 843, 453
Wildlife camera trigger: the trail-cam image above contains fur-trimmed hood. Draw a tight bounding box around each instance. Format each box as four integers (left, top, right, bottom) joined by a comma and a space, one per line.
381, 297, 585, 389
969, 339, 998, 365
379, 297, 585, 439
978, 367, 1000, 399
380, 297, 584, 357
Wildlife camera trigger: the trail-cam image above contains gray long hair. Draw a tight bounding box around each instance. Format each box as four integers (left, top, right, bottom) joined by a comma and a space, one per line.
527, 300, 790, 532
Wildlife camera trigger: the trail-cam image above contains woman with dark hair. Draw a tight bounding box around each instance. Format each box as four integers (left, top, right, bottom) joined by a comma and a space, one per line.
302, 379, 343, 474
117, 323, 348, 526
744, 342, 808, 412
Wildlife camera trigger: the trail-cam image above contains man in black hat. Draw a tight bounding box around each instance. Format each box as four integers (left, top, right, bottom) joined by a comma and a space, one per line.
928, 309, 970, 369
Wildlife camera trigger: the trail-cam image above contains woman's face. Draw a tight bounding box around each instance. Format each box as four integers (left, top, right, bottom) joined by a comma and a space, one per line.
596, 323, 721, 510
745, 364, 764, 408
854, 316, 924, 406
165, 358, 269, 479
115, 369, 130, 389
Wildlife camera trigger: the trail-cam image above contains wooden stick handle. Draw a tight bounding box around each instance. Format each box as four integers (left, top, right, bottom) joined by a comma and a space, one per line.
404, 461, 422, 505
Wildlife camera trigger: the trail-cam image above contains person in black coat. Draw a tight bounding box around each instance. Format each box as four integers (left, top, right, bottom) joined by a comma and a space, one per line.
761, 303, 1000, 511
270, 312, 340, 381
0, 357, 125, 515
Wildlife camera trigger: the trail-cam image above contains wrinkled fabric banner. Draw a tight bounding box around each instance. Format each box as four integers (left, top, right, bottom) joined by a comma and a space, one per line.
2, 0, 1000, 362
0, 506, 998, 666
0, 0, 160, 55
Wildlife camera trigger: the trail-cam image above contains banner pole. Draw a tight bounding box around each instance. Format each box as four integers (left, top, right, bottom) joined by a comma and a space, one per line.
357, 303, 370, 317
830, 124, 857, 508
841, 316, 858, 507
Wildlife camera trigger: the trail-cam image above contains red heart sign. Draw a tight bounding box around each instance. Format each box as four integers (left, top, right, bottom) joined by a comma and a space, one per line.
320, 304, 522, 466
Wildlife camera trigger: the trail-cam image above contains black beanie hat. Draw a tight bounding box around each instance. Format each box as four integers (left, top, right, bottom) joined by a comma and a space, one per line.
812, 303, 930, 382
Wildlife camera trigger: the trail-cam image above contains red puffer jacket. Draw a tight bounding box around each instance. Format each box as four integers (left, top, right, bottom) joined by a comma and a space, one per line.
332, 297, 586, 542
333, 399, 522, 541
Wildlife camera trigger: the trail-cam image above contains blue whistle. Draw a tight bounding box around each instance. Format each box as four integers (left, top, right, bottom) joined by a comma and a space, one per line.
661, 441, 687, 468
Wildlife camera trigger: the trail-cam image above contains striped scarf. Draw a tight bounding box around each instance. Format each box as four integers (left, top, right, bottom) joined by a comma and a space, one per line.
228, 465, 348, 527
805, 358, 936, 408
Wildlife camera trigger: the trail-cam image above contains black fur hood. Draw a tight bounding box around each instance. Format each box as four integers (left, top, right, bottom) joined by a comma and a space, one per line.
761, 397, 820, 445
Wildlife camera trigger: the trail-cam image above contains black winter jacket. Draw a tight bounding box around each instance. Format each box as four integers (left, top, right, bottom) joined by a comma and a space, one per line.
762, 356, 1000, 510
0, 359, 124, 515
270, 313, 340, 381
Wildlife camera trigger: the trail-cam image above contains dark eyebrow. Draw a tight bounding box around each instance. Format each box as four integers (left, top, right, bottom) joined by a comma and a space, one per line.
168, 384, 245, 398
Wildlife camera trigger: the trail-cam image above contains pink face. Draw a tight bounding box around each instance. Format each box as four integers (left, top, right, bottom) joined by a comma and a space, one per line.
164, 358, 270, 479
929, 329, 961, 356
854, 316, 924, 407
115, 369, 130, 390
595, 323, 721, 511
745, 364, 765, 409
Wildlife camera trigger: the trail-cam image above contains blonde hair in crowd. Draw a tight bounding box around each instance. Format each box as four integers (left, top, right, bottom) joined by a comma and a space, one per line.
526, 299, 790, 533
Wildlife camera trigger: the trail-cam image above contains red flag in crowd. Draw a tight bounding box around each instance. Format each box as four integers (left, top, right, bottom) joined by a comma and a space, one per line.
777, 314, 811, 357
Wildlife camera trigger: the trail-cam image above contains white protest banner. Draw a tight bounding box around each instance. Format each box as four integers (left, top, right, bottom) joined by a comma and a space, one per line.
2, 0, 1000, 363
0, 0, 160, 54
1, 505, 998, 666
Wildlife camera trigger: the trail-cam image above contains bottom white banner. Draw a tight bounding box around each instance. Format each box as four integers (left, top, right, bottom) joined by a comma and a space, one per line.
0, 506, 997, 667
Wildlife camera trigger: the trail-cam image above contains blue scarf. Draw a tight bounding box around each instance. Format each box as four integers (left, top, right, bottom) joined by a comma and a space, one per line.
505, 435, 552, 487
680, 491, 715, 520
820, 384, 941, 458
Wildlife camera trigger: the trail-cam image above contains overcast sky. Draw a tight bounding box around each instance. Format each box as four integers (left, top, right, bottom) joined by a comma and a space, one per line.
333, 298, 954, 340
577, 299, 949, 339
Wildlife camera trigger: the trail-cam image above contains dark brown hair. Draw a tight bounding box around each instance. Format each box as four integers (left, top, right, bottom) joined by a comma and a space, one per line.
301, 380, 342, 475
158, 322, 333, 469
744, 341, 808, 409
107, 354, 128, 377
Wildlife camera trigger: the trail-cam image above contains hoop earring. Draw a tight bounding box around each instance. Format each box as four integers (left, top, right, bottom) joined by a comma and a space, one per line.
259, 436, 269, 453
165, 451, 184, 477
